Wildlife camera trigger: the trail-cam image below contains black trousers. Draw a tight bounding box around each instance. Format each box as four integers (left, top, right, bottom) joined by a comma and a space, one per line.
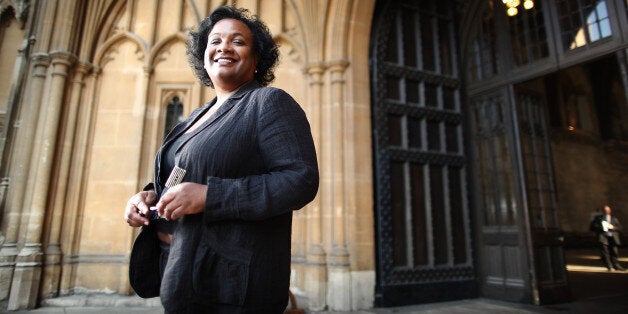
600, 236, 621, 269
164, 303, 285, 314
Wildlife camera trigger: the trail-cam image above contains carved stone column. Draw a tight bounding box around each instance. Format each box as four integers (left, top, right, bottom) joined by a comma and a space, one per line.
8, 51, 76, 310
137, 63, 156, 186
0, 52, 49, 302
304, 62, 327, 311
0, 34, 37, 206
40, 61, 91, 299
59, 66, 100, 295
291, 59, 308, 292
326, 59, 351, 311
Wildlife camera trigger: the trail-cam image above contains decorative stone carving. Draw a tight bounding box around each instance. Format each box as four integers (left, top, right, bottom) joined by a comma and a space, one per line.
0, 0, 29, 25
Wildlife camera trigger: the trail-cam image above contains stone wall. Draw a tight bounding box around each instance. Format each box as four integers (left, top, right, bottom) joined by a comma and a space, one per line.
552, 131, 628, 247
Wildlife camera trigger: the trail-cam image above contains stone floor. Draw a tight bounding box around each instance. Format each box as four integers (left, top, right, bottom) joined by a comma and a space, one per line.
5, 248, 628, 314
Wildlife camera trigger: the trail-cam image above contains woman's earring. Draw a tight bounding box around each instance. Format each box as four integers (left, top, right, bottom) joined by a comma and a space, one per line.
255, 70, 258, 74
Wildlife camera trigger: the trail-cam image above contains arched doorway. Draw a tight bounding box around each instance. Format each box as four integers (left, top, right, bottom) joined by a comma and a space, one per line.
370, 0, 628, 307
462, 0, 628, 306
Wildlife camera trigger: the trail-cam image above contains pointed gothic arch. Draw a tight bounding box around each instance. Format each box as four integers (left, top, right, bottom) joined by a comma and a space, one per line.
93, 32, 148, 69
150, 33, 188, 67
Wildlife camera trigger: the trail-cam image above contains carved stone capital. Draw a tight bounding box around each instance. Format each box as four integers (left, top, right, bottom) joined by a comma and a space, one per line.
48, 51, 77, 78
71, 61, 92, 84
30, 52, 50, 68
306, 61, 327, 75
327, 59, 350, 74
49, 50, 78, 67
306, 62, 326, 86
328, 59, 350, 85
75, 61, 92, 74
91, 65, 103, 76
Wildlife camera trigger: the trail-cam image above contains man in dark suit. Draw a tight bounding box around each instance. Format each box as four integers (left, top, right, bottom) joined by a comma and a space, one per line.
590, 205, 625, 271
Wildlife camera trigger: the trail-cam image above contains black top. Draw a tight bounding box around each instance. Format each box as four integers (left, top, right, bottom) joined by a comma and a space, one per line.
161, 131, 194, 183
154, 131, 194, 235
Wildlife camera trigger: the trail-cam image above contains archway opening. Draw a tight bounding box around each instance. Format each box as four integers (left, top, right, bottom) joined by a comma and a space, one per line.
514, 54, 628, 303
464, 0, 628, 305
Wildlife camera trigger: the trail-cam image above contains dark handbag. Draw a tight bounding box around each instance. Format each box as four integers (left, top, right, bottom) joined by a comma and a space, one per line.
129, 225, 161, 298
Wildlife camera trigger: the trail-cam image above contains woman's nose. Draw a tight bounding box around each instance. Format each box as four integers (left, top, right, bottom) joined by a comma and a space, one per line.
217, 41, 233, 53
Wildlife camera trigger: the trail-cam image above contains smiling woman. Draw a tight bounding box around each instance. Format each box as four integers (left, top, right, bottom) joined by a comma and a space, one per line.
186, 6, 279, 88
124, 5, 318, 314
202, 19, 258, 91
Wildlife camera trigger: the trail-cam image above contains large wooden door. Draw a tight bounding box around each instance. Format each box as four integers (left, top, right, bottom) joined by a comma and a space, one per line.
470, 87, 534, 302
515, 91, 570, 304
469, 85, 570, 305
371, 0, 476, 306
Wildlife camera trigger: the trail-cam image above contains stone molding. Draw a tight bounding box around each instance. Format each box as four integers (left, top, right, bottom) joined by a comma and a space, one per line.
30, 52, 50, 74
49, 50, 77, 63
72, 61, 92, 81
327, 59, 349, 73
0, 0, 29, 26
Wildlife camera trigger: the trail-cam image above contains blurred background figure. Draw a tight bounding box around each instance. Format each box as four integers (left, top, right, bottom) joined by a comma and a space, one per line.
590, 205, 625, 271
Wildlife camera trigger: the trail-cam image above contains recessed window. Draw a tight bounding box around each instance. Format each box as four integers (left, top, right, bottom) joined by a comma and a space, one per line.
469, 6, 499, 82
164, 96, 184, 137
507, 1, 549, 65
557, 0, 612, 50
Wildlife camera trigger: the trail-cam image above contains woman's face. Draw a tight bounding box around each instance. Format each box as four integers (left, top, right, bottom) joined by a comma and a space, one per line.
204, 18, 258, 90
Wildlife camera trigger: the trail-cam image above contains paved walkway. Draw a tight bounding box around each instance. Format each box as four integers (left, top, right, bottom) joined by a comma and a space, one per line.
4, 298, 553, 314
4, 249, 628, 313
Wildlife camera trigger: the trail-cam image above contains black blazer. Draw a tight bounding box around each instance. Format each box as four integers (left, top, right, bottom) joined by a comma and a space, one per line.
590, 214, 623, 246
154, 81, 318, 313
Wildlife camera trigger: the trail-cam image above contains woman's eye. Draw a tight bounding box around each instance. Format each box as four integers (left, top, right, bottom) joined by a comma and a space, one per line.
210, 39, 220, 45
233, 40, 244, 45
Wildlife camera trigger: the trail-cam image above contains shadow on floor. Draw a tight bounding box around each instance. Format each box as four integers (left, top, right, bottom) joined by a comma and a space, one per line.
544, 248, 628, 313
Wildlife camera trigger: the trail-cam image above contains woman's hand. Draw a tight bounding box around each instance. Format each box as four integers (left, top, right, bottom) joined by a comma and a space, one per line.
156, 182, 208, 221
124, 190, 158, 227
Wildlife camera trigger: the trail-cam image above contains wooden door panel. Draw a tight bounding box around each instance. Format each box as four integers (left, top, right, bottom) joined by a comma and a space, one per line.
470, 89, 532, 303
516, 92, 570, 304
371, 0, 476, 306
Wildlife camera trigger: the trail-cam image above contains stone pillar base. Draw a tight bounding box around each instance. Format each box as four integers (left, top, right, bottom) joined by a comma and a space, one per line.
7, 244, 42, 310
304, 246, 327, 311
327, 269, 376, 311
40, 245, 62, 299
350, 270, 375, 310
0, 243, 18, 301
327, 267, 351, 310
304, 264, 327, 311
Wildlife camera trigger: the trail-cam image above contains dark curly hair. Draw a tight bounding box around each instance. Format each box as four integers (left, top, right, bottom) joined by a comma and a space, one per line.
187, 6, 279, 87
